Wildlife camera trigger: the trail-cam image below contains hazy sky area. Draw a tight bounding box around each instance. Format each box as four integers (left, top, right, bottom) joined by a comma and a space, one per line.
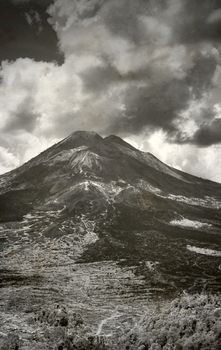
1, 0, 221, 182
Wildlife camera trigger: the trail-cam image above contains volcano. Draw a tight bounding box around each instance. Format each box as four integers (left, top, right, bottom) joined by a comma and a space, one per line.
0, 131, 221, 345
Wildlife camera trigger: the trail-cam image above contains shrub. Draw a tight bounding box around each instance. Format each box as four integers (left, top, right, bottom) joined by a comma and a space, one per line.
115, 293, 221, 350
1, 293, 220, 349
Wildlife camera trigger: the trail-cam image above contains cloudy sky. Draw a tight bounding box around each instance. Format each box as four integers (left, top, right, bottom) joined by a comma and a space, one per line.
1, 0, 221, 182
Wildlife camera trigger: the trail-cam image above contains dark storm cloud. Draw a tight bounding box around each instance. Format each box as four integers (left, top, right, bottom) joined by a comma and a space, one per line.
77, 0, 104, 19
61, 0, 220, 145
134, 4, 221, 144
173, 0, 221, 44
0, 0, 63, 63
108, 79, 191, 136
80, 64, 121, 92
101, 0, 146, 44
189, 119, 221, 146
3, 96, 39, 133
79, 40, 217, 143
185, 54, 217, 98
99, 0, 220, 46
12, 1, 52, 4
76, 0, 220, 146
80, 61, 150, 93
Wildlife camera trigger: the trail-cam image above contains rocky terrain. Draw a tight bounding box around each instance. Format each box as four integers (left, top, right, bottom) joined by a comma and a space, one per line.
0, 131, 220, 349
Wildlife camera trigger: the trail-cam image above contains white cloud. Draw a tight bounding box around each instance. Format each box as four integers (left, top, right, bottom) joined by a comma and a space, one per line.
0, 146, 20, 174
0, 53, 127, 172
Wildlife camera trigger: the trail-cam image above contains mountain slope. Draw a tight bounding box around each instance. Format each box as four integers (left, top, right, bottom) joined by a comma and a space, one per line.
0, 131, 221, 344
1, 130, 221, 221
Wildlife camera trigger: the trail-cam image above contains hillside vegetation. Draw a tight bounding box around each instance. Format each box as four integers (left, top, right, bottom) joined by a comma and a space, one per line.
1, 293, 220, 350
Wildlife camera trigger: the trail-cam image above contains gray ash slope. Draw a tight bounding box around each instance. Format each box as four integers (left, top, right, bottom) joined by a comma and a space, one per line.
0, 130, 221, 296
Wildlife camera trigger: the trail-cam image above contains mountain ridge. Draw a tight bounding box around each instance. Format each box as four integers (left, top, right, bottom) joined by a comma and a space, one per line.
1, 131, 221, 223
0, 130, 219, 185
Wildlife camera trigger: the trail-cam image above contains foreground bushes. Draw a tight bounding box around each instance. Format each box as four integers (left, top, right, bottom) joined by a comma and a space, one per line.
115, 293, 221, 350
1, 293, 220, 349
